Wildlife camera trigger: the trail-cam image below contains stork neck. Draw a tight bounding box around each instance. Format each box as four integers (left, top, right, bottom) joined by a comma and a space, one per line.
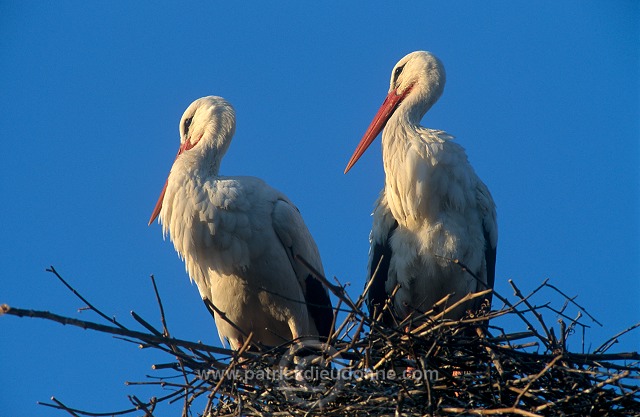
380, 114, 442, 228
175, 144, 223, 182
381, 113, 416, 164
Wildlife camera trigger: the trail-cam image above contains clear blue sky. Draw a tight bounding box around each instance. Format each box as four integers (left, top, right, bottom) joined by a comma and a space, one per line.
1, 2, 638, 415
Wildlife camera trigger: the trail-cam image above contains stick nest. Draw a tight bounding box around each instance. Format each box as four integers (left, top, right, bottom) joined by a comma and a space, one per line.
2, 266, 639, 416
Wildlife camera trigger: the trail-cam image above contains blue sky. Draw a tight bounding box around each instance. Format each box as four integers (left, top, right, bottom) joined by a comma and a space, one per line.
1, 2, 638, 415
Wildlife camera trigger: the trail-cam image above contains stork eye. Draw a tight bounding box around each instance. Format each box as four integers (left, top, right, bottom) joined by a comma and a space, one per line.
393, 65, 405, 84
183, 117, 193, 135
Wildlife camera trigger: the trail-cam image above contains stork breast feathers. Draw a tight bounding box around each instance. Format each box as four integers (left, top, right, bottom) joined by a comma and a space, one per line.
165, 175, 269, 276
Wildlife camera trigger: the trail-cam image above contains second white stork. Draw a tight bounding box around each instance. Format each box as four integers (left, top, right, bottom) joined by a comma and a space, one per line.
149, 96, 333, 349
345, 51, 498, 325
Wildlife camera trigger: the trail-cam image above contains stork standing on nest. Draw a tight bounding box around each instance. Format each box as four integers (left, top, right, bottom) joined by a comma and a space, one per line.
345, 51, 497, 326
149, 96, 333, 349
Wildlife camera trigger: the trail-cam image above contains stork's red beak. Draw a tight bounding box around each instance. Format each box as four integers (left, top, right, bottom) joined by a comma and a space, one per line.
344, 87, 410, 174
148, 180, 168, 226
148, 138, 195, 226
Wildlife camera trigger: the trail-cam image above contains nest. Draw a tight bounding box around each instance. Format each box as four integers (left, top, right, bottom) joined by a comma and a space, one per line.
2, 265, 639, 416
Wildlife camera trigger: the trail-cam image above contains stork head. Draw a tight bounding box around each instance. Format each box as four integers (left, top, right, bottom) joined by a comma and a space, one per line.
148, 96, 236, 226
344, 51, 446, 173
179, 96, 236, 160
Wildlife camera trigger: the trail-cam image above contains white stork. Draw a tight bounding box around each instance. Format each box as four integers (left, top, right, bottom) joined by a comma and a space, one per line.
149, 96, 333, 349
345, 51, 497, 325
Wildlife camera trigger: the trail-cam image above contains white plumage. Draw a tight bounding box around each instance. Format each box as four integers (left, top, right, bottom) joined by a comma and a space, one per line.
149, 96, 332, 349
345, 51, 498, 324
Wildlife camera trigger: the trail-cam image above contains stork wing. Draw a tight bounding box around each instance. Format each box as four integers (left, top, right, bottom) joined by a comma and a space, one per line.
272, 198, 333, 338
477, 181, 498, 304
366, 191, 398, 326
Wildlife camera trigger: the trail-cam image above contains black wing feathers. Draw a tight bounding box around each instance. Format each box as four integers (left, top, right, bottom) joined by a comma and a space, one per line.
483, 221, 497, 307
367, 221, 398, 326
304, 275, 334, 339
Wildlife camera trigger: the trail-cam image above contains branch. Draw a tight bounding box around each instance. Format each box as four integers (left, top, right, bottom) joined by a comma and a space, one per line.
1, 304, 244, 358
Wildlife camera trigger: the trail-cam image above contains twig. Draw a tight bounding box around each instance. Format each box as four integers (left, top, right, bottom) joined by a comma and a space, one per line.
595, 321, 640, 354
150, 275, 170, 337
203, 298, 253, 348
543, 282, 603, 326
46, 266, 126, 329
441, 406, 543, 416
